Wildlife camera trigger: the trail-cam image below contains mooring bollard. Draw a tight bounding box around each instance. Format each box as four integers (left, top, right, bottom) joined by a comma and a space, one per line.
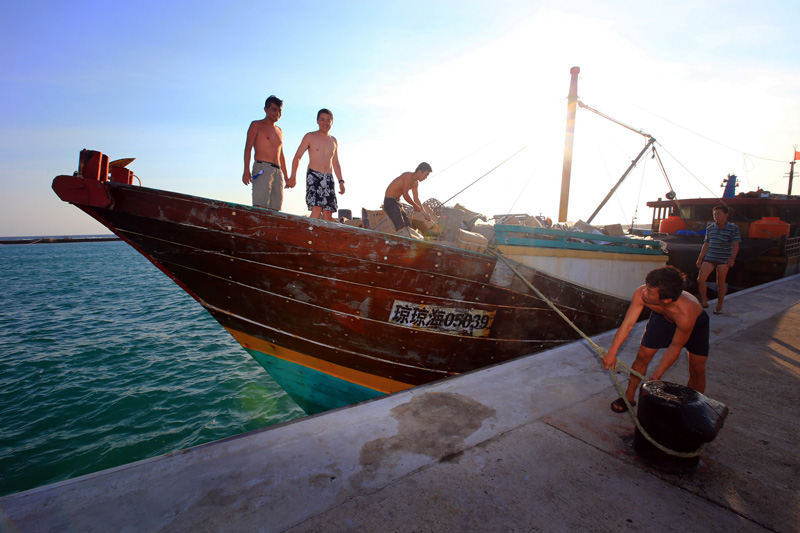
634, 381, 729, 470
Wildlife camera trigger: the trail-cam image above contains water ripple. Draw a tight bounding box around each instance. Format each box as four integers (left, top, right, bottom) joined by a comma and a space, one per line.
0, 241, 304, 496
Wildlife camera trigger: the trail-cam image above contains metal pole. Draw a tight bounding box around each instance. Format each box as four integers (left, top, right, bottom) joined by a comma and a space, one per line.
558, 66, 580, 222
586, 136, 656, 224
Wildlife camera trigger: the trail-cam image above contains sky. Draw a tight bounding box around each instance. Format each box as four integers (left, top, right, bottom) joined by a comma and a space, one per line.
1, 0, 798, 236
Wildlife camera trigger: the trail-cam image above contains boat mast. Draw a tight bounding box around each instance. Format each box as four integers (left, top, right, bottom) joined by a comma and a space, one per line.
559, 66, 580, 223
574, 101, 656, 225
558, 67, 657, 224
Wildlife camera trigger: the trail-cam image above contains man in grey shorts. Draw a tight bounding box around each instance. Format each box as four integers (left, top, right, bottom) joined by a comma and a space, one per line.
242, 95, 295, 209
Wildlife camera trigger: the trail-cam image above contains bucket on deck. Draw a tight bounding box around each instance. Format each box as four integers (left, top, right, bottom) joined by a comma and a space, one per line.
634, 381, 728, 470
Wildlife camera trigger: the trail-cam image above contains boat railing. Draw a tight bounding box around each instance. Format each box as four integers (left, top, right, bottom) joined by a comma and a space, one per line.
494, 225, 665, 255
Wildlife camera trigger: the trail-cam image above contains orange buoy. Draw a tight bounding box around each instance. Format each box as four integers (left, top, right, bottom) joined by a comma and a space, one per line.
748, 217, 789, 239
658, 216, 688, 234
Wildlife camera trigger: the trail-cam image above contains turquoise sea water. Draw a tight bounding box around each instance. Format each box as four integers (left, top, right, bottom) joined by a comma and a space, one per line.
0, 241, 304, 497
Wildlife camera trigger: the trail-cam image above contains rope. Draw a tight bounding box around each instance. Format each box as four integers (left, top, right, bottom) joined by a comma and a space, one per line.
488, 248, 705, 458
652, 147, 696, 234
442, 145, 528, 205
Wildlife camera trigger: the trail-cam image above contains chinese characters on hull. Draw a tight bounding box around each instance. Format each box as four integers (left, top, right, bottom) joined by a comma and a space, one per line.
389, 300, 496, 338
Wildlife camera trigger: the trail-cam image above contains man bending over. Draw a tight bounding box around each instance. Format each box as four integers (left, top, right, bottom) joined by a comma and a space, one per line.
383, 162, 432, 231
602, 265, 710, 413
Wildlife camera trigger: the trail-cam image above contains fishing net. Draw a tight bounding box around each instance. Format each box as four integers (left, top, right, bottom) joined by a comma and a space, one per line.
423, 198, 444, 216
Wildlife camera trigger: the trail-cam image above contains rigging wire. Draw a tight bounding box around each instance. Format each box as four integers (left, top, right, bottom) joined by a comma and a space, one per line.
507, 171, 536, 214
627, 102, 791, 164
654, 143, 783, 226
430, 140, 498, 179
765, 175, 790, 188
610, 152, 633, 224
653, 148, 677, 196
654, 142, 720, 198
629, 151, 649, 229
442, 145, 529, 205
590, 114, 631, 223
651, 146, 695, 228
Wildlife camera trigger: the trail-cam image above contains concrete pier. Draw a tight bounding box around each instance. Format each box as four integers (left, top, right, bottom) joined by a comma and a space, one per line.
2, 275, 799, 532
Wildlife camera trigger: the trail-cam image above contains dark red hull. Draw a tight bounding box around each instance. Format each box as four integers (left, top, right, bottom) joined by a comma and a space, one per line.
53, 175, 631, 413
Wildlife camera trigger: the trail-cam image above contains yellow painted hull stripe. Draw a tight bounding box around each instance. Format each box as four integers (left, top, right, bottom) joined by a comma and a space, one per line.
224, 327, 413, 394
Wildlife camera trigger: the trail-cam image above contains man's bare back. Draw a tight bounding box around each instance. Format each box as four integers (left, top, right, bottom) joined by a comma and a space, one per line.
602, 266, 709, 409
638, 285, 702, 330
382, 164, 432, 223
384, 172, 415, 200
603, 274, 703, 373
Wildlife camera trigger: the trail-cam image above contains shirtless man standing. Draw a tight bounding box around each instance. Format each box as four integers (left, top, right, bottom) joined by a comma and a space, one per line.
290, 109, 344, 220
602, 265, 710, 413
383, 162, 432, 231
242, 95, 294, 210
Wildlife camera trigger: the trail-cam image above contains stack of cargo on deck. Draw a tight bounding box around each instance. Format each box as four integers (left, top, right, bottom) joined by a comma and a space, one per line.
356, 204, 489, 253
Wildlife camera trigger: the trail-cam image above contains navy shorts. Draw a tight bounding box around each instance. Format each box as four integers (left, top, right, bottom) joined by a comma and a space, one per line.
641, 310, 710, 357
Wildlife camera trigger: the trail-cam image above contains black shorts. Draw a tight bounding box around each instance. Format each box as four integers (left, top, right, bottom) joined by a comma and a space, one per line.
641, 310, 710, 357
383, 197, 409, 230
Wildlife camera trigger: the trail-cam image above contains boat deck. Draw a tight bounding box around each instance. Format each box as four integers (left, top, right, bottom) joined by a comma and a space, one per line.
2, 275, 799, 532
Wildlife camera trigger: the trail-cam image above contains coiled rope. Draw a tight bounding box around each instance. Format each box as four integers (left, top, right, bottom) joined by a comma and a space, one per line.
489, 248, 705, 458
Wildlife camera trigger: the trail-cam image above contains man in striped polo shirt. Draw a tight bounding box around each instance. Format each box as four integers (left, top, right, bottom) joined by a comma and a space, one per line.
696, 205, 741, 314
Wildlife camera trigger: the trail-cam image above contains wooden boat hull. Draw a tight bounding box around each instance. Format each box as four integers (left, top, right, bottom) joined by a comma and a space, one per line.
54, 175, 637, 414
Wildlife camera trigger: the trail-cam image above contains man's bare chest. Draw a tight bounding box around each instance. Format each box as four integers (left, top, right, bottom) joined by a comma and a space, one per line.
310, 138, 335, 155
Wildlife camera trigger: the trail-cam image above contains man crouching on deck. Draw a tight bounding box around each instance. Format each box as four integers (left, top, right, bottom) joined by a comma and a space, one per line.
383, 162, 432, 230
602, 265, 710, 413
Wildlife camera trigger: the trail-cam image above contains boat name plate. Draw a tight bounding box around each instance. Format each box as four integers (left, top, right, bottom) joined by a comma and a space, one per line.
389, 300, 495, 338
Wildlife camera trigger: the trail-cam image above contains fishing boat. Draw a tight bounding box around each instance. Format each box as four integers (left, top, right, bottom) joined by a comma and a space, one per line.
644, 165, 800, 289
51, 69, 667, 414
557, 65, 800, 293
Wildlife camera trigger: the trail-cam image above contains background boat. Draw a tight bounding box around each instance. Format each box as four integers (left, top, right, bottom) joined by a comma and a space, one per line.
643, 170, 800, 290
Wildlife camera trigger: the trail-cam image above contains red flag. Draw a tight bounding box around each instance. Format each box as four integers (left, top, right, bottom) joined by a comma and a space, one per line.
795, 150, 800, 161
